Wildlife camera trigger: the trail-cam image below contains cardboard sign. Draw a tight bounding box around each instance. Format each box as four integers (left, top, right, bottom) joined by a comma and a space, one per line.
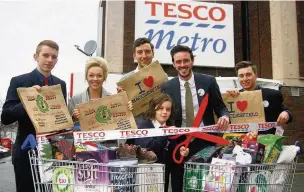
117, 61, 168, 116
17, 85, 74, 134
221, 90, 266, 123
77, 91, 137, 131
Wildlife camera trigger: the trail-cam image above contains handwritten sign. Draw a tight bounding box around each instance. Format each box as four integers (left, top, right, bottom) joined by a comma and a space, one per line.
77, 91, 137, 131
221, 90, 266, 123
117, 61, 168, 116
17, 85, 73, 134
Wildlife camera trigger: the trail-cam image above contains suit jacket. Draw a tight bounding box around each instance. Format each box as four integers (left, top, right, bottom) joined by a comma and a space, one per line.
1, 69, 66, 165
161, 73, 229, 162
127, 120, 168, 163
240, 86, 292, 134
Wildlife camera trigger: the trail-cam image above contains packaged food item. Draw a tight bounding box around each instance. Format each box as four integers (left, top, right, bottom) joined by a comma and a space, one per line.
222, 133, 245, 142
75, 150, 111, 192
205, 158, 238, 192
184, 164, 209, 192
136, 163, 164, 192
47, 130, 75, 160
257, 135, 285, 163
108, 159, 138, 192
222, 154, 236, 162
247, 171, 271, 192
218, 145, 235, 158
188, 146, 223, 163
244, 141, 265, 164
52, 166, 74, 192
36, 134, 53, 183
239, 131, 258, 148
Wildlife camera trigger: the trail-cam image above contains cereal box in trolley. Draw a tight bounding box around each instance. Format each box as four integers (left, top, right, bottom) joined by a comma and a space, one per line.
205, 158, 237, 192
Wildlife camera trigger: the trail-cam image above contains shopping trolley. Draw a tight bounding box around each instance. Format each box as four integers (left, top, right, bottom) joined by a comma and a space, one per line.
28, 149, 165, 192
183, 159, 297, 192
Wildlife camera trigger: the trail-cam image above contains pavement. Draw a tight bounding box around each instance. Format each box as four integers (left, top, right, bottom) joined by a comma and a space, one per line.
0, 156, 304, 192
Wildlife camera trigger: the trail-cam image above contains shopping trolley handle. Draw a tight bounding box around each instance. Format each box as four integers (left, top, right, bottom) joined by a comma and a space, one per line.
21, 134, 37, 150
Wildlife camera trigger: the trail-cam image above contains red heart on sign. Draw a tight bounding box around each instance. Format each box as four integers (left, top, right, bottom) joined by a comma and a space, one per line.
236, 100, 247, 112
143, 76, 154, 88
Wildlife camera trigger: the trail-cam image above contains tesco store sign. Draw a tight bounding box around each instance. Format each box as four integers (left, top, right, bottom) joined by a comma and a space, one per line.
135, 1, 235, 67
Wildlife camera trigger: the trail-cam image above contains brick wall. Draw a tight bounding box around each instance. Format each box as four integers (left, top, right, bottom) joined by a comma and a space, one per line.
281, 87, 304, 145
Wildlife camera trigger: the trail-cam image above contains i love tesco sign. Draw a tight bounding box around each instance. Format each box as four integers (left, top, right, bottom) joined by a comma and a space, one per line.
135, 0, 235, 68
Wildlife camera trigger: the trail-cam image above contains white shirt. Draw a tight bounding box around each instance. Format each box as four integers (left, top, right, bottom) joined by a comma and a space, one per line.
152, 120, 166, 129
178, 73, 204, 127
133, 65, 140, 73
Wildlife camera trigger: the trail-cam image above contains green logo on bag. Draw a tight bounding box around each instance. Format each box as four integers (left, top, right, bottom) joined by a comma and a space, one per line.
95, 105, 112, 123
36, 95, 49, 113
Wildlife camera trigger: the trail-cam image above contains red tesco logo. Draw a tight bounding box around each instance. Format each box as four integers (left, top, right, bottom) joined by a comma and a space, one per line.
145, 1, 226, 22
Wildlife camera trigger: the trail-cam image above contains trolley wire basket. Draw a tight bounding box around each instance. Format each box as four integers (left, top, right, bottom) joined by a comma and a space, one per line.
28, 149, 165, 192
183, 159, 297, 192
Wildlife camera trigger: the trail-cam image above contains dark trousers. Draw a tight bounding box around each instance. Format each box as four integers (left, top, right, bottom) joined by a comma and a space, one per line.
14, 159, 35, 192
165, 163, 184, 192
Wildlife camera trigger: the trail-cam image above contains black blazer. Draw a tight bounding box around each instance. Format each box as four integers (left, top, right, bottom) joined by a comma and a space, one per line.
161, 73, 229, 162
1, 69, 66, 165
127, 120, 168, 164
241, 86, 292, 134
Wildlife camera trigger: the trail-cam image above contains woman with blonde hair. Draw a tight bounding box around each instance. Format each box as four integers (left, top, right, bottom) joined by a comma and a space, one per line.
68, 56, 132, 147
68, 56, 111, 119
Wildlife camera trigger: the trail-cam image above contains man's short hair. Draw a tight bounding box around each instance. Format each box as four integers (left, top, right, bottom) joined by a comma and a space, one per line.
170, 45, 194, 63
235, 61, 257, 74
132, 37, 154, 53
36, 40, 59, 54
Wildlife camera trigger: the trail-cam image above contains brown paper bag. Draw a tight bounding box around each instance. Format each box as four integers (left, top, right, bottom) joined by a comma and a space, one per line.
77, 91, 137, 131
221, 90, 266, 123
117, 61, 168, 116
17, 85, 74, 134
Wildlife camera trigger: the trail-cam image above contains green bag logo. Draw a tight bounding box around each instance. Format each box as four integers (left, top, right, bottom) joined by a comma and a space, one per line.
36, 95, 49, 113
95, 106, 112, 123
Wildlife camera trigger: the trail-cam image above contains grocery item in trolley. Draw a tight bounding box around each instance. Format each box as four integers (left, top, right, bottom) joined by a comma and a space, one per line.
75, 150, 111, 192
257, 135, 285, 163
108, 159, 138, 192
184, 163, 209, 192
136, 163, 164, 192
52, 166, 75, 192
204, 158, 239, 192
47, 130, 76, 160
188, 146, 223, 163
36, 134, 53, 183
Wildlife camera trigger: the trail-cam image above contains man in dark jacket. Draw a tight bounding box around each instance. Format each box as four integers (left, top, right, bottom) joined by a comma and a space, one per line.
1, 40, 67, 192
227, 61, 292, 134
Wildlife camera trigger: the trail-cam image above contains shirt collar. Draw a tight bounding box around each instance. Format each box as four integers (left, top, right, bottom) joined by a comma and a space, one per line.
152, 119, 166, 129
35, 68, 52, 85
240, 85, 261, 92
179, 72, 195, 87
134, 65, 140, 73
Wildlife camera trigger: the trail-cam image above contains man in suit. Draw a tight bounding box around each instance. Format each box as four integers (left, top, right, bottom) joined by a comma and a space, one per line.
1, 40, 66, 192
227, 61, 292, 134
161, 45, 230, 192
117, 37, 155, 127
118, 37, 155, 82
